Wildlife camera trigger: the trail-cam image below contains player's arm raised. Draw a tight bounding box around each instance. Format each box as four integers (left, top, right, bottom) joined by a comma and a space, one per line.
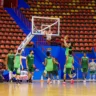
64, 35, 69, 47
64, 39, 68, 47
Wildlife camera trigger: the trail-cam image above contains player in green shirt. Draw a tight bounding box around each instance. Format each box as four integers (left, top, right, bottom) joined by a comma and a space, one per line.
42, 48, 52, 79
6, 50, 14, 82
81, 52, 89, 83
44, 51, 57, 84
64, 37, 76, 78
63, 50, 74, 84
26, 50, 35, 83
14, 50, 23, 84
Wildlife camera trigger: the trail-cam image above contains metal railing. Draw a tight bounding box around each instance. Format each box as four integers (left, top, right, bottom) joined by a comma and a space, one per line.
13, 8, 31, 30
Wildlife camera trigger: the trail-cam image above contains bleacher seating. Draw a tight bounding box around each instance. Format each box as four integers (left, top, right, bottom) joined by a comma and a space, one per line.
0, 6, 34, 68
20, 0, 96, 52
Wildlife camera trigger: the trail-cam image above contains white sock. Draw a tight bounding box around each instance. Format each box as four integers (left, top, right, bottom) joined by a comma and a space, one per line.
32, 76, 33, 80
41, 75, 43, 80
56, 76, 59, 80
9, 71, 13, 80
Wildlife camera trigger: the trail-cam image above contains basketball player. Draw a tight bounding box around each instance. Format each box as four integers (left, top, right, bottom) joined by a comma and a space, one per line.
44, 51, 56, 84
42, 62, 48, 79
52, 58, 60, 84
6, 49, 15, 82
63, 50, 74, 84
14, 50, 23, 84
89, 59, 96, 81
42, 49, 52, 79
81, 52, 89, 83
64, 37, 76, 78
26, 50, 35, 83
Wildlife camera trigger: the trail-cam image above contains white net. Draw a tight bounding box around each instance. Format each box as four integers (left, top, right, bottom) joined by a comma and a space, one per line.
46, 33, 52, 41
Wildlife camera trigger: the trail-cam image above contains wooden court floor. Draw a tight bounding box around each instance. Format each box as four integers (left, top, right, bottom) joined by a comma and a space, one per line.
0, 81, 96, 96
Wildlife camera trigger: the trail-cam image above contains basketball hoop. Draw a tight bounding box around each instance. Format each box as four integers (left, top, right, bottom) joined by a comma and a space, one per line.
31, 16, 60, 42
32, 16, 60, 36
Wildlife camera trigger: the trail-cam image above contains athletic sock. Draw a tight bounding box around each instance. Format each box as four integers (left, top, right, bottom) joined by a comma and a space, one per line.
9, 71, 12, 80
56, 76, 59, 80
